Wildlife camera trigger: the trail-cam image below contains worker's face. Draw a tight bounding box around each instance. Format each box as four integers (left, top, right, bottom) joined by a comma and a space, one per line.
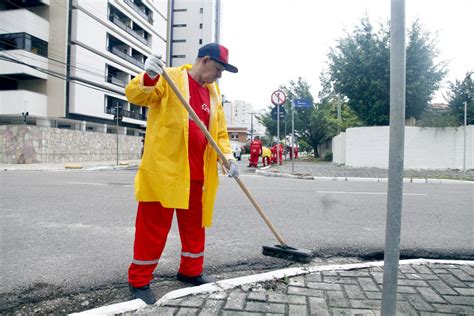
201, 57, 225, 84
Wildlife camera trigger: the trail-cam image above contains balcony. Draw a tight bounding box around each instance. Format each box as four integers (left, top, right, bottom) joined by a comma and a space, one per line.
124, 0, 153, 24
0, 8, 49, 41
110, 15, 149, 46
107, 75, 127, 87
109, 46, 144, 68
105, 105, 146, 121
0, 90, 47, 117
0, 50, 48, 80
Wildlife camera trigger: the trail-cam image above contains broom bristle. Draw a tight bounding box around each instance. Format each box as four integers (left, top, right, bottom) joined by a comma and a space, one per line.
262, 245, 313, 263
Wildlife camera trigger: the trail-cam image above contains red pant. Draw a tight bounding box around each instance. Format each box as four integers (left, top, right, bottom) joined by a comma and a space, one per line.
128, 181, 205, 287
249, 153, 259, 167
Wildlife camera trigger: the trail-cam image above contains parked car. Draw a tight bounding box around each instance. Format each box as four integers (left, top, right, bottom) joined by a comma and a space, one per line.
232, 144, 242, 160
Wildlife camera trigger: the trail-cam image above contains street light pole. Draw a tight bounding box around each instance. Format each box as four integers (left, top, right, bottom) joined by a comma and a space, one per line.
250, 112, 256, 141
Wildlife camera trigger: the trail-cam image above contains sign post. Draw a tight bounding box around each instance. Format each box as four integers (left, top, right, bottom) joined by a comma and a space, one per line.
382, 0, 406, 314
271, 90, 286, 166
291, 99, 312, 172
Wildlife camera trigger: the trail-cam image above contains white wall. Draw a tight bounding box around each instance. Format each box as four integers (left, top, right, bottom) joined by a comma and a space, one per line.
0, 90, 47, 117
332, 132, 346, 164
338, 126, 474, 169
0, 50, 48, 80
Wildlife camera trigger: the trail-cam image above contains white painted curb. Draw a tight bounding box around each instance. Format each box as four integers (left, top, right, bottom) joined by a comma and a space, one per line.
71, 259, 474, 315
256, 170, 473, 184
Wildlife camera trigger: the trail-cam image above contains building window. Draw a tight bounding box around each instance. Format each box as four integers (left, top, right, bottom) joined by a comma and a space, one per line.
200, 8, 203, 13
172, 55, 186, 58
199, 39, 202, 44
199, 23, 203, 29
173, 24, 187, 27
174, 8, 187, 12
0, 32, 48, 57
172, 39, 187, 43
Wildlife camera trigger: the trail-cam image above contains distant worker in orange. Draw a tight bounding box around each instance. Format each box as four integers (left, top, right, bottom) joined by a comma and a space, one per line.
261, 146, 272, 167
248, 136, 262, 167
271, 142, 284, 165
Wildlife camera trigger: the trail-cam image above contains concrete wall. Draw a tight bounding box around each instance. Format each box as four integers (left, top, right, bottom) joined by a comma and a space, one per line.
0, 125, 141, 164
333, 126, 473, 169
332, 132, 346, 164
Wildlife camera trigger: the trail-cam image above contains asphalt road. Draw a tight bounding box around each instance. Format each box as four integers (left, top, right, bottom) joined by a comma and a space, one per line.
1, 167, 472, 310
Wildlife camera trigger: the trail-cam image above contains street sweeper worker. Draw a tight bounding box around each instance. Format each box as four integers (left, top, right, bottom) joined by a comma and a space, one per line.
124, 43, 239, 305
261, 146, 272, 167
248, 136, 263, 167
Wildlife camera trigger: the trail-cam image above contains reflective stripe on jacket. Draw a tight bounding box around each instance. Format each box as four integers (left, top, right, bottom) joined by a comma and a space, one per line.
125, 64, 233, 227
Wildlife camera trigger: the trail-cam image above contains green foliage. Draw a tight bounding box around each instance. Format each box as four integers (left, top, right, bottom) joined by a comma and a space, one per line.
416, 109, 459, 128
406, 20, 447, 119
445, 72, 474, 125
326, 17, 446, 125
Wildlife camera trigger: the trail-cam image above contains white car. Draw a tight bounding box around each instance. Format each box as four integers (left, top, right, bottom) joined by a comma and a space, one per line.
232, 144, 242, 161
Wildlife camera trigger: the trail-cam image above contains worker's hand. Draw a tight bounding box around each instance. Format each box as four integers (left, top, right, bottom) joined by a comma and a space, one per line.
227, 159, 240, 178
144, 53, 165, 79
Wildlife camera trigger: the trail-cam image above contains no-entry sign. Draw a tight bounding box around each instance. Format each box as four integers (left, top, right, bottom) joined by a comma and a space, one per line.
271, 90, 286, 106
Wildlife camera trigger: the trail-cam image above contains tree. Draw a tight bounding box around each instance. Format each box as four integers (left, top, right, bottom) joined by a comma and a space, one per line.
327, 17, 446, 125
258, 78, 337, 157
406, 20, 447, 119
445, 72, 474, 125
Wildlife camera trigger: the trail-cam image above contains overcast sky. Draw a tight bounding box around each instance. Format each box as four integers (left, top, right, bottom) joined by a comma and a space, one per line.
219, 0, 473, 109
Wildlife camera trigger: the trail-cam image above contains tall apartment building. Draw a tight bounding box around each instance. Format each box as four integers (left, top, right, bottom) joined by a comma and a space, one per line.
224, 100, 266, 141
0, 0, 169, 135
169, 0, 221, 67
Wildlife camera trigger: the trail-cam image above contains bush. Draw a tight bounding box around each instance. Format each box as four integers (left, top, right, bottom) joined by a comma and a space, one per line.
323, 152, 333, 161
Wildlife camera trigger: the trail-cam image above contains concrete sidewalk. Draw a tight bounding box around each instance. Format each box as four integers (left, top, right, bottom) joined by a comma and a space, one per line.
0, 160, 141, 171
74, 259, 474, 315
257, 159, 474, 183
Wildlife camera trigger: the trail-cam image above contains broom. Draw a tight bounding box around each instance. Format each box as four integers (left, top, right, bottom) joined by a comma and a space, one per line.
161, 71, 313, 264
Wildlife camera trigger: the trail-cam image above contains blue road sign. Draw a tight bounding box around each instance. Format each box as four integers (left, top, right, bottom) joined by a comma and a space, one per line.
293, 99, 312, 108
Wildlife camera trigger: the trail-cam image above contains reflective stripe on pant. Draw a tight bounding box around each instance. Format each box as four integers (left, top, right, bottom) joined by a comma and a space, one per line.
128, 181, 205, 287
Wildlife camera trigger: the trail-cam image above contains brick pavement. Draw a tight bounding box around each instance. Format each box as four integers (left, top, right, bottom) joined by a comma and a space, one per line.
130, 260, 474, 315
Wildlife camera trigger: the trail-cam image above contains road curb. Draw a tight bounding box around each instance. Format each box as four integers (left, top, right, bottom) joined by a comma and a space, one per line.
255, 170, 473, 184
72, 259, 474, 315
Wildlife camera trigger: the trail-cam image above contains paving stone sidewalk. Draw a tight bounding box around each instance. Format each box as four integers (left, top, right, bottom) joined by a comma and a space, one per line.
132, 261, 474, 316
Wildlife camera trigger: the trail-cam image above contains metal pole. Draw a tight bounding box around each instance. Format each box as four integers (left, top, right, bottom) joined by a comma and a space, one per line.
277, 106, 280, 166
463, 101, 467, 173
291, 101, 295, 173
382, 0, 405, 315
116, 107, 119, 166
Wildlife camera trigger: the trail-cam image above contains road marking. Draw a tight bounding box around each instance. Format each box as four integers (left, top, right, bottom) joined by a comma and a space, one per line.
67, 182, 133, 187
68, 182, 107, 186
316, 191, 427, 196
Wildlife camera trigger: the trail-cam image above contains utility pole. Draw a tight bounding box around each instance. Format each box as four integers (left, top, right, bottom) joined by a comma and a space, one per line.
382, 0, 406, 315
250, 112, 256, 141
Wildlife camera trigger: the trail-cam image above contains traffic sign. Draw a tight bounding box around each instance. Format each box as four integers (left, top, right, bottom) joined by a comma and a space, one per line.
293, 99, 312, 108
271, 90, 286, 106
271, 106, 286, 120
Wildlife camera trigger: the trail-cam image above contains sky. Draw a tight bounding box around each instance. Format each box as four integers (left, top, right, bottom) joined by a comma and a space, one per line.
219, 0, 474, 110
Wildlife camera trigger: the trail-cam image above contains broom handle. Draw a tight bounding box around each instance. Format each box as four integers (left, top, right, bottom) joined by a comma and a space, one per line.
162, 71, 287, 247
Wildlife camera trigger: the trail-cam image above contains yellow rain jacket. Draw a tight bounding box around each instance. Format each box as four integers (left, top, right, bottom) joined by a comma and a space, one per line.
125, 64, 234, 227
262, 147, 272, 158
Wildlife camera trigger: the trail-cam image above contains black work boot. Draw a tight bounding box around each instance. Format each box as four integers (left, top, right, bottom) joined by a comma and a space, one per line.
177, 273, 216, 286
129, 283, 156, 304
